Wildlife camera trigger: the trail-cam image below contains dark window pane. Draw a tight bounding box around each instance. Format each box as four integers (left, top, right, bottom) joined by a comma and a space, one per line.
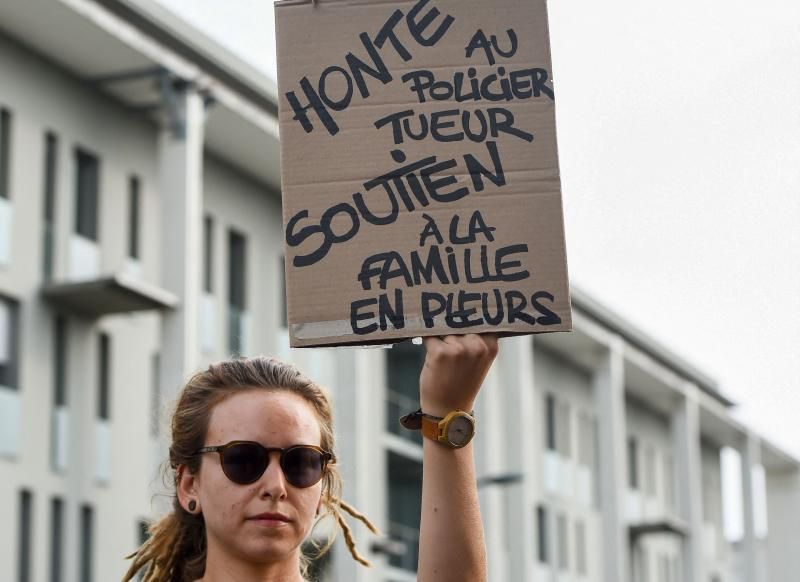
18, 489, 32, 582
537, 505, 548, 564
228, 230, 246, 355
50, 497, 63, 582
43, 133, 58, 280
75, 149, 99, 241
0, 296, 20, 390
135, 520, 149, 582
385, 342, 425, 443
546, 394, 556, 451
228, 230, 246, 309
386, 342, 425, 402
98, 334, 110, 420
53, 317, 67, 407
128, 176, 140, 259
79, 505, 93, 582
387, 452, 422, 572
0, 108, 11, 199
628, 437, 639, 489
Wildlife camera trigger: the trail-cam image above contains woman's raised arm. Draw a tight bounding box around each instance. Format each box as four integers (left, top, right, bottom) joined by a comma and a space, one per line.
416, 333, 499, 582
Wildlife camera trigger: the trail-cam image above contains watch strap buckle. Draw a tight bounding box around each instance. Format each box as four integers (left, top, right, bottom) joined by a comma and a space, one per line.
399, 408, 423, 430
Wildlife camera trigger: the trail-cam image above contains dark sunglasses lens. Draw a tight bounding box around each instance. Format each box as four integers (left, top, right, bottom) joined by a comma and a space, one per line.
222, 443, 267, 484
283, 447, 324, 488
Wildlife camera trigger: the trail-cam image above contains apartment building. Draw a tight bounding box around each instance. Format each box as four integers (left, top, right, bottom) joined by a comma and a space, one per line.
1, 1, 798, 581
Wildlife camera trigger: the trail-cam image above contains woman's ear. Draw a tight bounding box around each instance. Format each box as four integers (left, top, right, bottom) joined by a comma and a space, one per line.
176, 465, 201, 513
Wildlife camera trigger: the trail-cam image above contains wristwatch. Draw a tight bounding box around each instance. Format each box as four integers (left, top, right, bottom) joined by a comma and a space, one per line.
399, 408, 476, 448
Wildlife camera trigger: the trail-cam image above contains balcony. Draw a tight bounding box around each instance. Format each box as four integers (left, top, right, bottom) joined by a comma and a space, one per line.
41, 272, 177, 318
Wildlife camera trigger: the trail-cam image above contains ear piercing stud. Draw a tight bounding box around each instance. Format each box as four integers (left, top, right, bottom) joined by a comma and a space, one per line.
188, 500, 197, 512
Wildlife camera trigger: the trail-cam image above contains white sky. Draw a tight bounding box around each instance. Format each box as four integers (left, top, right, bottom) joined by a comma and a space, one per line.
152, 0, 800, 460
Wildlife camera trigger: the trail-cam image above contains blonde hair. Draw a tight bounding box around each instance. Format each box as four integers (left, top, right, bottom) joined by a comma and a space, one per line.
123, 356, 379, 582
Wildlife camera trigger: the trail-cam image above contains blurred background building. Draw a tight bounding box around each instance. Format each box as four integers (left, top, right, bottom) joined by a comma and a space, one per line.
0, 1, 798, 581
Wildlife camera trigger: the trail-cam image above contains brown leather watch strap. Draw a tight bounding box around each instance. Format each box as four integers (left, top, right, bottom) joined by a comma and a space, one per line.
421, 415, 441, 442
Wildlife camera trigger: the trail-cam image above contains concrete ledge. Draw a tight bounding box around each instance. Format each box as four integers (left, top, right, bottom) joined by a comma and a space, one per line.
41, 273, 178, 317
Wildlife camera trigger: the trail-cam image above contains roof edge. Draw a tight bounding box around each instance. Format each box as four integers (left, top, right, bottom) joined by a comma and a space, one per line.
90, 0, 279, 114
570, 285, 735, 408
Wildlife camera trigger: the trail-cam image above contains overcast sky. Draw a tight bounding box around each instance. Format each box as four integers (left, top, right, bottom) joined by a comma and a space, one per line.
152, 0, 800, 461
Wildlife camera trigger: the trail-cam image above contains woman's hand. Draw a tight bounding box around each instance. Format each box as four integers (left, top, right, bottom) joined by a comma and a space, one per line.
419, 333, 499, 417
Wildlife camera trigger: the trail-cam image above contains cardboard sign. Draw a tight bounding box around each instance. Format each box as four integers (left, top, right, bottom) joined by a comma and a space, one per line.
276, 0, 571, 347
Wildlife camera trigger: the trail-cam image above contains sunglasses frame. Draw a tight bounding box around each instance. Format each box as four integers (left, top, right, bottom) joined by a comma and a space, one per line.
193, 440, 335, 488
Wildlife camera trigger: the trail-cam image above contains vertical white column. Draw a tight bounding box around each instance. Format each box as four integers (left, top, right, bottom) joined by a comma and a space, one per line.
672, 384, 705, 582
332, 349, 384, 582
158, 86, 204, 401
475, 359, 507, 581
740, 433, 767, 582
496, 335, 536, 581
593, 337, 629, 582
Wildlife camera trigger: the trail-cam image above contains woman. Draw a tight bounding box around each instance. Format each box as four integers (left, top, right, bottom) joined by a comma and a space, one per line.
124, 333, 498, 581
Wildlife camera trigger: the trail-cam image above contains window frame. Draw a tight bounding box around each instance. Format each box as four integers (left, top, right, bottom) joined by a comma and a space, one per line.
0, 107, 11, 199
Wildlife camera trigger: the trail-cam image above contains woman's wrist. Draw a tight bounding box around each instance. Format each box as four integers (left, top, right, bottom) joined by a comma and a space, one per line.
419, 395, 476, 418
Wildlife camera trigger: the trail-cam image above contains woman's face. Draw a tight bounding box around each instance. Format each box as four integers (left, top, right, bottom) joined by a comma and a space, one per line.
183, 389, 324, 565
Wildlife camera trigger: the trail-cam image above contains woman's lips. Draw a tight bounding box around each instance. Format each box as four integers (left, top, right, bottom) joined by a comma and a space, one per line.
248, 512, 291, 526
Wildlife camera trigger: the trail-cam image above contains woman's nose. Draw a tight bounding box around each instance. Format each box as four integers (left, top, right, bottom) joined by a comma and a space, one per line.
258, 452, 288, 499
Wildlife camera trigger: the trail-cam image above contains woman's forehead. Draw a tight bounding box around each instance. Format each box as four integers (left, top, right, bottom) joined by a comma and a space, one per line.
206, 389, 321, 445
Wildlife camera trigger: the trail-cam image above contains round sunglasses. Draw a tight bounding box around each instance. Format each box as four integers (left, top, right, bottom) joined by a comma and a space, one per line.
193, 441, 335, 488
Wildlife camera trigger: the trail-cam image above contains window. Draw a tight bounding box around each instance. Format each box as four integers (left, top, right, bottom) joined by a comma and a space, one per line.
628, 437, 639, 490
0, 296, 20, 390
557, 401, 571, 458
536, 505, 549, 564
228, 230, 246, 309
79, 504, 94, 582
136, 520, 149, 582
387, 452, 422, 572
664, 454, 675, 509
556, 513, 568, 570
43, 133, 58, 280
18, 489, 32, 582
0, 108, 11, 199
575, 519, 587, 575
97, 334, 110, 420
644, 445, 657, 497
227, 229, 247, 355
128, 176, 140, 260
75, 149, 99, 241
545, 394, 556, 451
50, 497, 64, 582
53, 317, 67, 407
386, 341, 425, 442
203, 215, 213, 293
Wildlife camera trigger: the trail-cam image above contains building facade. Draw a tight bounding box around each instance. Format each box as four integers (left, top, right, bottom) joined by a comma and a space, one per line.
0, 1, 798, 581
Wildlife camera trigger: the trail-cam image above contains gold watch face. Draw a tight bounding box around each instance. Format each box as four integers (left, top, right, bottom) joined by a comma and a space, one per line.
446, 415, 474, 447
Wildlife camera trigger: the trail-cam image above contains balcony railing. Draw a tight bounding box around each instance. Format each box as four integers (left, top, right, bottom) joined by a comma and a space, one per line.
388, 521, 420, 572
